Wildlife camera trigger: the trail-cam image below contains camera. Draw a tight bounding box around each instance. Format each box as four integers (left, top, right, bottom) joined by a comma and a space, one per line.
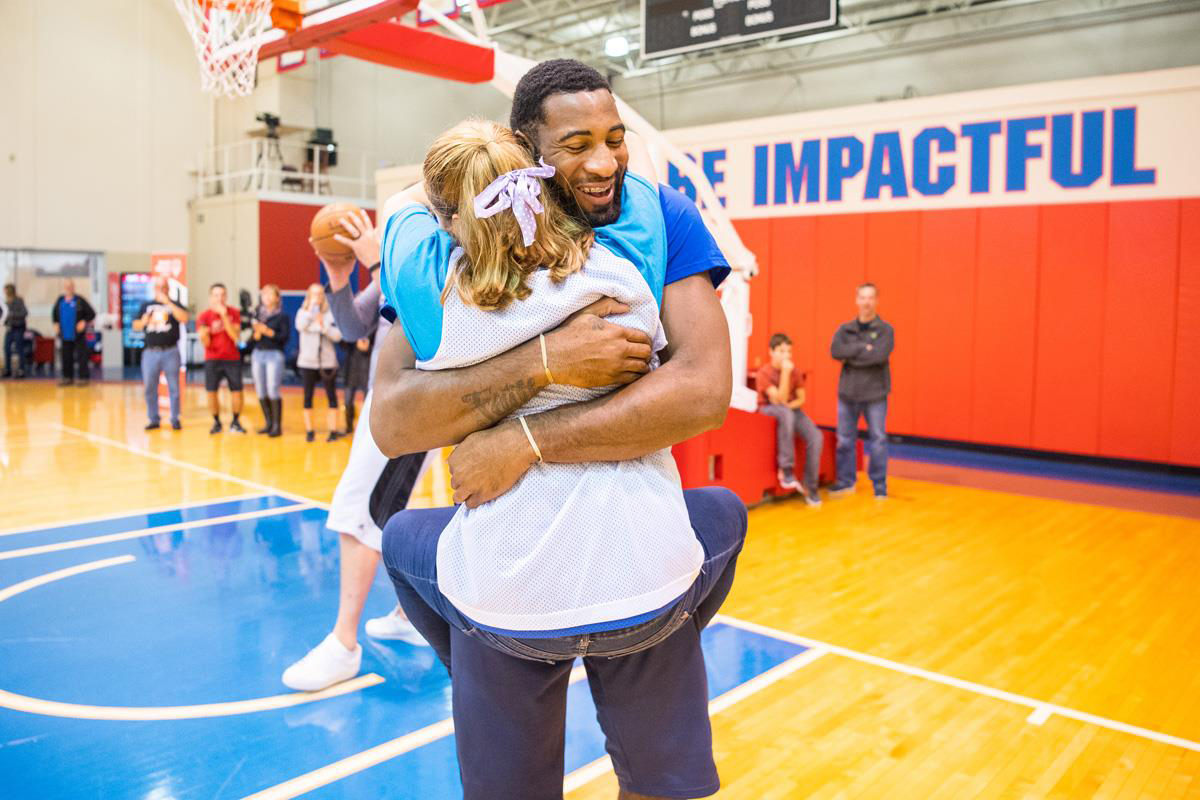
256, 112, 281, 138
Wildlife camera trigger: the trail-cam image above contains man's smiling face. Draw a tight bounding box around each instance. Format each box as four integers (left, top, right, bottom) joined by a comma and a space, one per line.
531, 89, 628, 227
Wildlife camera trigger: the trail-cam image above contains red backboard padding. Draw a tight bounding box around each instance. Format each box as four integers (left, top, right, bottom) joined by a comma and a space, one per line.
324, 22, 494, 84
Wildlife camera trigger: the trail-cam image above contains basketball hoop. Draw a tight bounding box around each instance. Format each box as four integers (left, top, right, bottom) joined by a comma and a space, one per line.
173, 0, 279, 97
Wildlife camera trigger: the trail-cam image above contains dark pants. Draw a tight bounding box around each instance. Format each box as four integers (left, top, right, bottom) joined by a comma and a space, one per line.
4, 325, 26, 375
836, 398, 888, 493
382, 486, 748, 800
60, 338, 88, 380
759, 404, 823, 492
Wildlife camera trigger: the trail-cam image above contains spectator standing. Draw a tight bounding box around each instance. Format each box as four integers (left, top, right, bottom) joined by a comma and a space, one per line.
132, 275, 188, 430
250, 284, 289, 437
2, 284, 28, 379
295, 283, 343, 443
757, 333, 823, 506
829, 283, 894, 498
196, 283, 247, 434
51, 279, 96, 387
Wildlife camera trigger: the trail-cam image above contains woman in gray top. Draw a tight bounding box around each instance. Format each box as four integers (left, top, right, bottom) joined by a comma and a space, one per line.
295, 283, 343, 442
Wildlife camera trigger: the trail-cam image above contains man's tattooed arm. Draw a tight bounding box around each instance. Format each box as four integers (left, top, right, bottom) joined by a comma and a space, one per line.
370, 325, 546, 456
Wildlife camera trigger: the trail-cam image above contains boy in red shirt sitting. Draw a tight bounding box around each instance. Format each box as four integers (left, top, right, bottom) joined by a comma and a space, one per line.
756, 333, 823, 506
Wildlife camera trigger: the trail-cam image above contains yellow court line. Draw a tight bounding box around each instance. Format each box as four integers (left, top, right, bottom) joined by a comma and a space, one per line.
0, 504, 315, 561
48, 423, 329, 509
0, 554, 385, 721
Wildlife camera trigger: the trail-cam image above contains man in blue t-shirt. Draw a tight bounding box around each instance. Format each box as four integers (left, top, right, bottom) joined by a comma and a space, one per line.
51, 279, 96, 387
371, 60, 745, 800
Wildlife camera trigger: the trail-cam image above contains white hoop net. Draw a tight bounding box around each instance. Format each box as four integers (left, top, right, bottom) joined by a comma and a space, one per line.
173, 0, 276, 98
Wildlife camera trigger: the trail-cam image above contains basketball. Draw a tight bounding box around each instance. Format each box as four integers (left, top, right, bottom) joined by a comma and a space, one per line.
310, 202, 363, 263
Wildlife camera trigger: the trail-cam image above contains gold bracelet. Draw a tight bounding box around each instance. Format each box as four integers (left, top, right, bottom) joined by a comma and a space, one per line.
518, 416, 543, 462
538, 333, 555, 385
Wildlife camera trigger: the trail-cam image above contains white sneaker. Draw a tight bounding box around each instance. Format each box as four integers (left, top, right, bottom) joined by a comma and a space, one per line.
364, 607, 429, 645
281, 633, 362, 691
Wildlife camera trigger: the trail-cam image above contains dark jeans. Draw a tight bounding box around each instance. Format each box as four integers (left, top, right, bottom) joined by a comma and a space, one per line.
836, 398, 888, 493
60, 338, 88, 380
3, 325, 26, 375
382, 486, 748, 800
759, 404, 823, 492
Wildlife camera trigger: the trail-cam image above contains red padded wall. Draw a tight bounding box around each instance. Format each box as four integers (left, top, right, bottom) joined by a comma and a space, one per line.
809, 215, 866, 427
972, 206, 1039, 448
1031, 204, 1107, 456
865, 212, 920, 436
1099, 200, 1180, 462
914, 209, 977, 441
731, 198, 1197, 466
1173, 200, 1200, 467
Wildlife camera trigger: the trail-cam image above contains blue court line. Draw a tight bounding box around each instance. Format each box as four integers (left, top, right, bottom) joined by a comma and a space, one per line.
0, 495, 301, 549
891, 441, 1200, 496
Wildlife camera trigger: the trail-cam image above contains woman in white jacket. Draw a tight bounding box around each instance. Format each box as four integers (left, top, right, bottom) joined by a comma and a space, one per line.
295, 283, 343, 442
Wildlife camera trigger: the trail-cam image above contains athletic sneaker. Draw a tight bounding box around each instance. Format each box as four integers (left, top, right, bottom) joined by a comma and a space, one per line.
305, 430, 315, 443
209, 419, 223, 435
229, 418, 247, 434
779, 468, 801, 491
827, 483, 855, 498
171, 419, 182, 431
144, 421, 160, 431
281, 633, 362, 692
364, 607, 429, 645
803, 489, 823, 508
326, 431, 342, 443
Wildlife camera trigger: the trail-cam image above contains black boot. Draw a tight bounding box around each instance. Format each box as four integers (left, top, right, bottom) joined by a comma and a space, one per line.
269, 398, 283, 437
345, 401, 356, 434
257, 398, 273, 434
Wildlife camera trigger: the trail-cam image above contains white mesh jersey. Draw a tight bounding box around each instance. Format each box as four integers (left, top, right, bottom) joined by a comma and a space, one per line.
419, 243, 704, 633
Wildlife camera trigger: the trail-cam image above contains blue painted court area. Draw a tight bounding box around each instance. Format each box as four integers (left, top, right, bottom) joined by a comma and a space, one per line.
0, 499, 805, 799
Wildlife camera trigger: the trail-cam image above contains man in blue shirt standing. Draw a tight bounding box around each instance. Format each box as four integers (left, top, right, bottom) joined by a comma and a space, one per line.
51, 279, 96, 387
371, 61, 746, 800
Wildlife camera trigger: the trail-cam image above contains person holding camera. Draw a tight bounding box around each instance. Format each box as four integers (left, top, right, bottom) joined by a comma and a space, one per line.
133, 275, 188, 430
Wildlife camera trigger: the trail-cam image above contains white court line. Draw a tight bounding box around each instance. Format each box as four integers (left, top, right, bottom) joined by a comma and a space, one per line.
713, 614, 1200, 753
48, 424, 328, 509
241, 718, 457, 800
563, 646, 828, 792
0, 555, 385, 720
0, 492, 270, 537
247, 646, 820, 800
0, 504, 315, 561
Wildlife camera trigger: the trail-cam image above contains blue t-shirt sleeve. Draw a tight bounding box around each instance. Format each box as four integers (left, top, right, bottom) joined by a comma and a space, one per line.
593, 172, 668, 307
659, 186, 730, 289
379, 203, 455, 361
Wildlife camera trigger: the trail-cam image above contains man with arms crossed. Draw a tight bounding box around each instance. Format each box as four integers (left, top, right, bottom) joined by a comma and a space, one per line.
829, 282, 894, 498
372, 60, 747, 800
196, 283, 247, 434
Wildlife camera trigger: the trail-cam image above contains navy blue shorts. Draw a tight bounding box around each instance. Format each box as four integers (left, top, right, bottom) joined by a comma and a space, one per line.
382, 486, 748, 800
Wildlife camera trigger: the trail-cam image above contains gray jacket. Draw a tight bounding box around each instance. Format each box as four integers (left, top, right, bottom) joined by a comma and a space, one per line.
295, 306, 342, 370
327, 278, 390, 386
830, 317, 894, 403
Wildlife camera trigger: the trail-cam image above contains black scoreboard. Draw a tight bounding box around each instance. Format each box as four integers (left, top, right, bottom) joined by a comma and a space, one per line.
642, 0, 838, 59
